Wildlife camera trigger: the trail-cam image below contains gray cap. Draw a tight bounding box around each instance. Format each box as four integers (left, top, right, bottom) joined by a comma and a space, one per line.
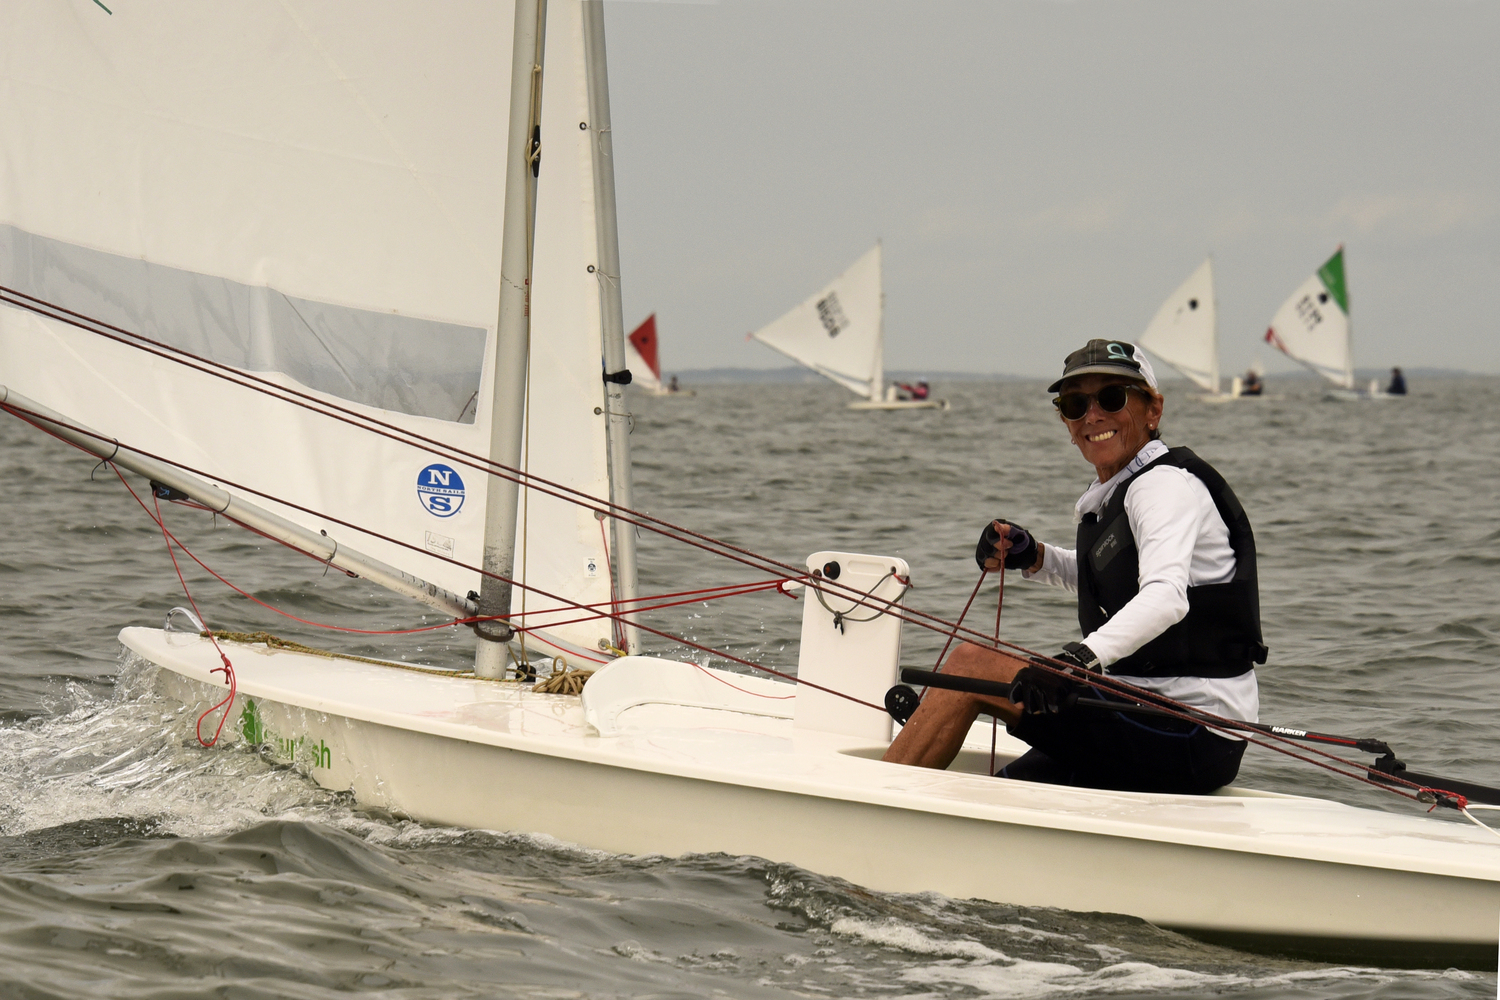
1047, 339, 1159, 393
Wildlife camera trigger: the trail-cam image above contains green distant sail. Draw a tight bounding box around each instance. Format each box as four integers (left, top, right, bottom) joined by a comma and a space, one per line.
1317, 248, 1349, 316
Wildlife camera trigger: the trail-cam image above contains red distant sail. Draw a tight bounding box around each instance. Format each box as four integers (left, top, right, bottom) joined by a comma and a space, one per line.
628, 314, 661, 382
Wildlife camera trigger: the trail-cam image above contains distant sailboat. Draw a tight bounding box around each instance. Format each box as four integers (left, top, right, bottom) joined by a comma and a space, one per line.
1137, 258, 1228, 398
625, 314, 691, 396
1265, 246, 1390, 401
750, 243, 947, 410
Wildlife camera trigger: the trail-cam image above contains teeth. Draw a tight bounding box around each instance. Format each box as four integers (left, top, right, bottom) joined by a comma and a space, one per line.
1087, 430, 1116, 442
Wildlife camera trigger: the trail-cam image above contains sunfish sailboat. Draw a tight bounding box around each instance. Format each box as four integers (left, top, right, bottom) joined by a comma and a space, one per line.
750, 243, 947, 410
625, 314, 692, 396
1137, 258, 1263, 401
1138, 258, 1222, 397
1265, 246, 1390, 400
1, 1, 1494, 968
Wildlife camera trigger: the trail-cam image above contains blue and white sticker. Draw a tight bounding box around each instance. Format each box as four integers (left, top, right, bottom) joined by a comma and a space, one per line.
416, 463, 465, 518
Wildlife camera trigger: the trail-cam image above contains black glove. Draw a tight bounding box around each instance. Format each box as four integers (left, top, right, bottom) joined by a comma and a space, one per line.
974, 519, 1037, 572
1008, 643, 1099, 715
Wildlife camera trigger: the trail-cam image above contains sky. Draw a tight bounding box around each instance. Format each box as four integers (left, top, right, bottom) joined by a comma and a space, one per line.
602, 0, 1499, 380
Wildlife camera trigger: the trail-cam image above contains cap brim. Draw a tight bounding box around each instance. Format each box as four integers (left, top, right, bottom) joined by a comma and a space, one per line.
1047, 363, 1150, 393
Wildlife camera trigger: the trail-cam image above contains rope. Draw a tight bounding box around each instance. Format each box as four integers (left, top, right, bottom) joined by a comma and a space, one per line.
0, 289, 999, 648
5, 395, 1013, 666
535, 667, 593, 695
0, 292, 1484, 809
203, 630, 484, 678
811, 570, 908, 633
140, 482, 235, 747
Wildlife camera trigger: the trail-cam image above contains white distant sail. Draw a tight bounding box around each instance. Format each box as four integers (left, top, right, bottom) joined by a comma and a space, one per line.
0, 1, 617, 652
1265, 247, 1354, 389
1139, 259, 1218, 393
751, 244, 883, 399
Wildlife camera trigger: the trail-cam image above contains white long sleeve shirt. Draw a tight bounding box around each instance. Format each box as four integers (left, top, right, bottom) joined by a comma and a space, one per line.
1024, 440, 1259, 728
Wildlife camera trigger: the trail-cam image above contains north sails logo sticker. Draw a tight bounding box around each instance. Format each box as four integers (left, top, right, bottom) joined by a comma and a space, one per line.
417, 464, 465, 517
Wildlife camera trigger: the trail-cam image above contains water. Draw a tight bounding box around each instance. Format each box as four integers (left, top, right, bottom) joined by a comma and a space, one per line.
1, 377, 1497, 997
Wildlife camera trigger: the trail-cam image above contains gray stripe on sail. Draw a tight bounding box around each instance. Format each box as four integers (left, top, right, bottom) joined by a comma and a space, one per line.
1, 224, 485, 423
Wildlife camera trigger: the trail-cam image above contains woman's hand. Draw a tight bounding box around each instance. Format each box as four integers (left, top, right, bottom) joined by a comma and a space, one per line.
974, 519, 1040, 572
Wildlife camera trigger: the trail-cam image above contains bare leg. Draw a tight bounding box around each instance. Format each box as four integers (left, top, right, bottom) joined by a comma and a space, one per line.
881, 643, 1031, 769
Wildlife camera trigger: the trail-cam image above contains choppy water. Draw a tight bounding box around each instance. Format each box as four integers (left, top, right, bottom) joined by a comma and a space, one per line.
1, 377, 1497, 997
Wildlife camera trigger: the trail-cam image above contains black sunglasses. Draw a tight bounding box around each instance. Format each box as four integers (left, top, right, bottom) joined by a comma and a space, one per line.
1052, 383, 1147, 421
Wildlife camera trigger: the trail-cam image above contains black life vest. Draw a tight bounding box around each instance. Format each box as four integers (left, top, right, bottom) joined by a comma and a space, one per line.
1075, 447, 1268, 679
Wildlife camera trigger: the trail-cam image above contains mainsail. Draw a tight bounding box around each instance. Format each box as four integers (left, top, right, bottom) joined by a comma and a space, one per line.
0, 1, 620, 653
1265, 247, 1354, 389
751, 244, 883, 399
626, 315, 664, 393
1138, 259, 1218, 393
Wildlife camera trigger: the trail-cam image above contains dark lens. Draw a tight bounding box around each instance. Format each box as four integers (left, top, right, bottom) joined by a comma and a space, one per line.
1054, 393, 1089, 420
1097, 384, 1131, 412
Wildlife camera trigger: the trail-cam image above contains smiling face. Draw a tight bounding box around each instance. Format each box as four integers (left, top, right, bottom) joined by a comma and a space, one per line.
1057, 373, 1164, 482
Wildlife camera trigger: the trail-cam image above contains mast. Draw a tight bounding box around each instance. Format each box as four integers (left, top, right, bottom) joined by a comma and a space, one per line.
1208, 256, 1220, 396
871, 239, 884, 401
476, 0, 550, 679
582, 0, 639, 653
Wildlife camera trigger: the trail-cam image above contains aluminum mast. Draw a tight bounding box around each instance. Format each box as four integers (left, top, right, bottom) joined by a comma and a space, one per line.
582, 0, 639, 653
476, 0, 549, 679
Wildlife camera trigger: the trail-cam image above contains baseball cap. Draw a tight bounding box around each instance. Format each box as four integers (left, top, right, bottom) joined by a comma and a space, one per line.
1047, 339, 1158, 393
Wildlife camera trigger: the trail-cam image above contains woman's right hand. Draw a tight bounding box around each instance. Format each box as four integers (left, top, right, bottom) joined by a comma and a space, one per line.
974, 519, 1038, 571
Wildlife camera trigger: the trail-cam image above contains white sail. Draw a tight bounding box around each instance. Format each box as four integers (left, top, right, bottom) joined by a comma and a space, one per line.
752, 244, 883, 399
1265, 247, 1354, 389
0, 1, 618, 652
1138, 259, 1218, 393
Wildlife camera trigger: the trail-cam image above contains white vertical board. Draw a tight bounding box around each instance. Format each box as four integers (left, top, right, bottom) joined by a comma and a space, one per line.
794, 550, 908, 741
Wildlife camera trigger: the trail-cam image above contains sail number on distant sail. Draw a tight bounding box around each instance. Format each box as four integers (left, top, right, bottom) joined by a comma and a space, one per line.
817, 292, 850, 337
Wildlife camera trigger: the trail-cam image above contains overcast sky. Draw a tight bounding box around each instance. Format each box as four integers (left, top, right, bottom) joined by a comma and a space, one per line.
602, 0, 1498, 379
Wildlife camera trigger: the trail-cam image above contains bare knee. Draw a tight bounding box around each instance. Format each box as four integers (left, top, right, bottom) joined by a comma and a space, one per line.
943, 643, 1025, 682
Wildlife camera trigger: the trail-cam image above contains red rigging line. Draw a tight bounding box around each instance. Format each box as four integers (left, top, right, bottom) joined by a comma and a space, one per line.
0, 283, 1018, 647
0, 395, 1027, 661
6, 399, 1479, 809
0, 292, 1481, 810
4, 392, 1461, 788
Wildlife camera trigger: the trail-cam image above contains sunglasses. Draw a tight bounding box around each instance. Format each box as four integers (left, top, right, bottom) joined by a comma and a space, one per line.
1052, 383, 1147, 421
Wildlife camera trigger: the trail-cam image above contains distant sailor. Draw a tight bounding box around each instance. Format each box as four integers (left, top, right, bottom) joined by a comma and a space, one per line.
1387, 367, 1407, 395
896, 379, 930, 401
884, 339, 1266, 794
669, 374, 682, 393
1241, 369, 1263, 396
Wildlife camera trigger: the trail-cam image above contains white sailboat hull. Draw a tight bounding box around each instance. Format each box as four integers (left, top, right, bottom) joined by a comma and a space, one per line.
126, 627, 1500, 967
1326, 387, 1400, 402
846, 398, 950, 411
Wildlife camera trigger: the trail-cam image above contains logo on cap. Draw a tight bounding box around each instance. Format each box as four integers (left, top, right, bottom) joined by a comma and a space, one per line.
1107, 342, 1133, 362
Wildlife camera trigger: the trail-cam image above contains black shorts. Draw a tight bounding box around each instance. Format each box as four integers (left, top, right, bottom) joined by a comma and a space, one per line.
1001, 690, 1246, 795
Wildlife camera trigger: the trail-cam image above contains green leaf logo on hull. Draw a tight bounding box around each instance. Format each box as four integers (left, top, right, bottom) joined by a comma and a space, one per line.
239, 698, 265, 746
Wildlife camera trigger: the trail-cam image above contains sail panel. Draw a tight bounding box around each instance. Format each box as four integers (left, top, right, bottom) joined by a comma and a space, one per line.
0, 0, 615, 645
1264, 249, 1353, 388
1138, 259, 1218, 393
751, 244, 882, 399
0, 225, 486, 422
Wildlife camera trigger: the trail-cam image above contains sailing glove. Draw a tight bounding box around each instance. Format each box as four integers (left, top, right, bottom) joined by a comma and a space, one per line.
974, 519, 1037, 572
1008, 643, 1099, 715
